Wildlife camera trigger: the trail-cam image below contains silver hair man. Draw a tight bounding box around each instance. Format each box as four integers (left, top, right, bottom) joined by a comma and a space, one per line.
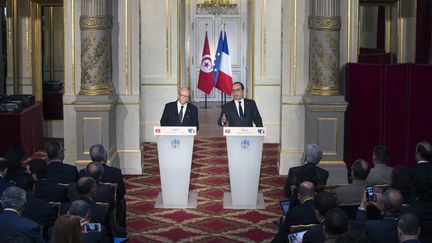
304, 144, 323, 165
0, 186, 27, 211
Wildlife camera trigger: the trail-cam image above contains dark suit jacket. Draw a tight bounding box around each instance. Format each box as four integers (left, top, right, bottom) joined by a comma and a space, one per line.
160, 101, 199, 130
34, 179, 68, 203
22, 193, 56, 228
82, 224, 111, 243
68, 182, 115, 210
80, 164, 126, 201
272, 199, 317, 243
5, 168, 32, 182
283, 163, 329, 198
47, 160, 79, 183
0, 175, 15, 196
302, 222, 324, 243
356, 209, 399, 243
218, 98, 263, 127
0, 210, 45, 243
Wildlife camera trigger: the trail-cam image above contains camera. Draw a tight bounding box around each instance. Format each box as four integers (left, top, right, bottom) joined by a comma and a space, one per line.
83, 223, 101, 233
365, 185, 374, 201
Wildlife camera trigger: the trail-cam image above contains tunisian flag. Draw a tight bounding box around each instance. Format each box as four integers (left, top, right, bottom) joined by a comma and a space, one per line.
215, 31, 233, 95
197, 31, 214, 95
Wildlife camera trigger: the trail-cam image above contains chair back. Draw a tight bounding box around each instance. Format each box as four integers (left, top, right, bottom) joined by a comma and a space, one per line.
289, 223, 317, 233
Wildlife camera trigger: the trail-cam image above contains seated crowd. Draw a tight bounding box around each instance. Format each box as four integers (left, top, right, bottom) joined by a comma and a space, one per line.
0, 142, 126, 242
273, 140, 432, 243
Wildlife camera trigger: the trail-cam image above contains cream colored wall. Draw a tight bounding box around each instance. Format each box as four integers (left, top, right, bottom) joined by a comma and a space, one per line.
140, 0, 179, 142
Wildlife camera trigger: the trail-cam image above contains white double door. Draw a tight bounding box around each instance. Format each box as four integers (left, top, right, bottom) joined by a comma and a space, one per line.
189, 1, 247, 102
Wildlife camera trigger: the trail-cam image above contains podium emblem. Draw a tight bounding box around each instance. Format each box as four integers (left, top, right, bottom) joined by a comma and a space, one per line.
241, 139, 250, 149
171, 138, 180, 148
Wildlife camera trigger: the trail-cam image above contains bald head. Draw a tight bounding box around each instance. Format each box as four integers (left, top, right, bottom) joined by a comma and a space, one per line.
77, 177, 96, 197
416, 140, 432, 161
383, 188, 403, 215
85, 161, 104, 181
298, 181, 316, 197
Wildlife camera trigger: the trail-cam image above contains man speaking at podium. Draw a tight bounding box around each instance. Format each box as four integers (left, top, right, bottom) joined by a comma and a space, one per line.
218, 82, 263, 127
160, 87, 199, 130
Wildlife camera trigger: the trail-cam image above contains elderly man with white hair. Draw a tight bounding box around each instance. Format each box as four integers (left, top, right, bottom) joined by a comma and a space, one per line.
283, 144, 329, 198
0, 186, 45, 242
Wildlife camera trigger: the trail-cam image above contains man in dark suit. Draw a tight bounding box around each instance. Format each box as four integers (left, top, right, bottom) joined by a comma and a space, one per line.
356, 188, 402, 243
15, 176, 56, 232
217, 82, 263, 127
0, 157, 14, 196
71, 161, 115, 210
284, 144, 329, 198
29, 159, 68, 203
46, 141, 79, 184
68, 200, 111, 243
0, 186, 45, 242
79, 144, 127, 228
302, 192, 337, 243
323, 208, 349, 242
272, 181, 318, 242
160, 87, 199, 130
411, 140, 432, 182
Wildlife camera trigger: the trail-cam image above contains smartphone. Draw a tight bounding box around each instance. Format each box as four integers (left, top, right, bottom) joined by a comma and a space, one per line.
83, 223, 101, 233
365, 186, 374, 201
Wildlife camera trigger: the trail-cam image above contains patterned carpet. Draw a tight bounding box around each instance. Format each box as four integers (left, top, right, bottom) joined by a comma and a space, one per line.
125, 137, 285, 242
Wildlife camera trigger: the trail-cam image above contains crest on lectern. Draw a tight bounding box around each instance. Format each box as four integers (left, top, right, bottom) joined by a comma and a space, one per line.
171, 138, 180, 148
240, 139, 250, 149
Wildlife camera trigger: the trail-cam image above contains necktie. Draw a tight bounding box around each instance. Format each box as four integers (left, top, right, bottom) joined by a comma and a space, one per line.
179, 105, 184, 124
238, 101, 244, 118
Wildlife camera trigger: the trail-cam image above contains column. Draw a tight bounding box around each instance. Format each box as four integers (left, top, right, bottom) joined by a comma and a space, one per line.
73, 0, 118, 168
303, 0, 347, 185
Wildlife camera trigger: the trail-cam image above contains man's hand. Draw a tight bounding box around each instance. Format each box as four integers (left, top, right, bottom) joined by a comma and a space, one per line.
221, 113, 227, 125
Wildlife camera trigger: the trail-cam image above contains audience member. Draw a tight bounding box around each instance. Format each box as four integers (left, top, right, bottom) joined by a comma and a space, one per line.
50, 214, 82, 243
411, 140, 432, 180
68, 200, 111, 243
302, 192, 337, 243
4, 147, 32, 181
272, 181, 318, 242
70, 162, 115, 210
324, 208, 349, 243
335, 230, 371, 243
0, 186, 45, 242
405, 174, 432, 242
46, 142, 79, 183
356, 188, 403, 243
14, 176, 56, 232
288, 166, 319, 208
0, 157, 14, 196
336, 159, 379, 205
284, 144, 329, 198
366, 145, 393, 185
80, 144, 126, 228
397, 213, 421, 243
391, 167, 416, 204
29, 159, 68, 203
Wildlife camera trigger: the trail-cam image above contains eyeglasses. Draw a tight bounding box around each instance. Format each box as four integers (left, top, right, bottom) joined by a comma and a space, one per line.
179, 94, 189, 98
232, 88, 242, 92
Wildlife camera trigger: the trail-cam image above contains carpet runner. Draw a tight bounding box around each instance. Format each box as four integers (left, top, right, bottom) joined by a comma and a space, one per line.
125, 137, 285, 242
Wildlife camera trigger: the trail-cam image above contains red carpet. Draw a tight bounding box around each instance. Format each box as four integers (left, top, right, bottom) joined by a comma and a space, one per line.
125, 137, 285, 242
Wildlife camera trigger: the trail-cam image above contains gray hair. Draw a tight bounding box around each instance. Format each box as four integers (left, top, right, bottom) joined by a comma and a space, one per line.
304, 144, 323, 165
0, 186, 26, 209
89, 144, 107, 162
68, 200, 91, 218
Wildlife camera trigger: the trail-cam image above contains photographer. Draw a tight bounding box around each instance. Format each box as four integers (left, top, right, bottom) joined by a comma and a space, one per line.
356, 188, 403, 243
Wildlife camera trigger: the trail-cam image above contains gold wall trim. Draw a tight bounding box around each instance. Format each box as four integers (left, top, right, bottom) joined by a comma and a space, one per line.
26, 14, 30, 77
72, 0, 75, 95
141, 83, 177, 86
12, 0, 19, 94
116, 149, 141, 152
263, 121, 280, 125
280, 149, 303, 154
125, 0, 129, 95
166, 0, 169, 76
31, 2, 42, 102
308, 16, 341, 31
320, 161, 345, 165
254, 84, 280, 86
142, 121, 160, 125
252, 0, 255, 99
347, 0, 351, 62
80, 16, 112, 30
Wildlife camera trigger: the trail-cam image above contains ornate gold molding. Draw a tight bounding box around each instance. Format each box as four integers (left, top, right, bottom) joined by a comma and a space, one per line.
308, 16, 341, 31
80, 16, 112, 30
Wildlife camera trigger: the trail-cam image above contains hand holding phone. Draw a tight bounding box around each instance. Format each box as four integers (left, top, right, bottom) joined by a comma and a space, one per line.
365, 186, 374, 201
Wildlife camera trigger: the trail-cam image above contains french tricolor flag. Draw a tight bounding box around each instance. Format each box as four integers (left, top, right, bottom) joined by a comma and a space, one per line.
215, 31, 233, 95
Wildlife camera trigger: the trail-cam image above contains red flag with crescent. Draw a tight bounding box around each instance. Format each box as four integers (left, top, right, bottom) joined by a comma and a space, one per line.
197, 31, 214, 95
